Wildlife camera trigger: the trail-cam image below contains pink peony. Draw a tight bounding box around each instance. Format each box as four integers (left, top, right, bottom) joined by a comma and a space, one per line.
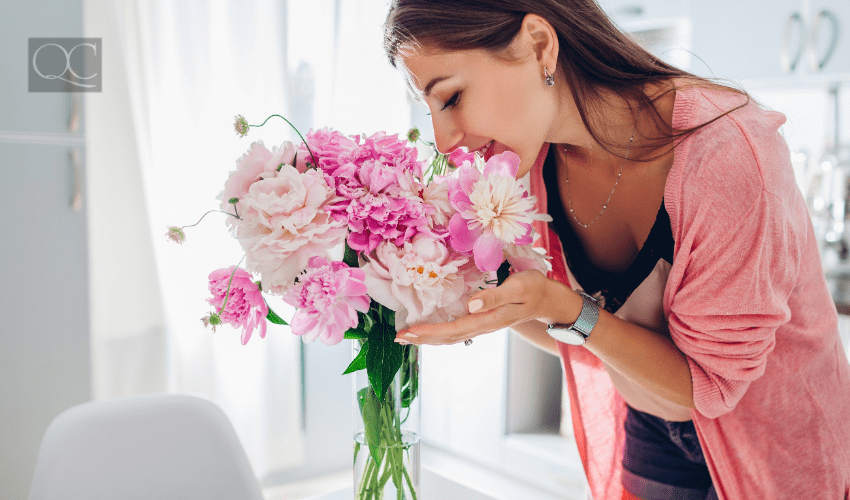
283, 256, 370, 346
447, 148, 476, 169
448, 151, 552, 272
301, 129, 430, 252
360, 236, 485, 330
206, 266, 268, 345
218, 140, 299, 228
343, 190, 430, 252
298, 128, 359, 175
236, 166, 347, 294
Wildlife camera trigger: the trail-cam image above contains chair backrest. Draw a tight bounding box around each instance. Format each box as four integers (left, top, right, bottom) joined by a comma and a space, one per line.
28, 393, 264, 500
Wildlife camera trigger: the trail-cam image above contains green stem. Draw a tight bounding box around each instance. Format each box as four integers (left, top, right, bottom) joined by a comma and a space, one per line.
378, 459, 393, 490
402, 465, 418, 500
249, 114, 317, 169
217, 254, 247, 314
357, 454, 378, 500
180, 209, 241, 230
372, 455, 382, 500
356, 463, 369, 499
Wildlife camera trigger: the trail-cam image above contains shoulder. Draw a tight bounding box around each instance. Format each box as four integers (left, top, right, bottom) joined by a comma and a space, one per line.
666, 84, 797, 234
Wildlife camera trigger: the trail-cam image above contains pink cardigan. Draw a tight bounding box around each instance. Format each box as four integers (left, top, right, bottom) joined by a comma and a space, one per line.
526, 86, 850, 499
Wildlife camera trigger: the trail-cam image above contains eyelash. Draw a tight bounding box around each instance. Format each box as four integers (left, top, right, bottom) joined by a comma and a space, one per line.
441, 92, 461, 111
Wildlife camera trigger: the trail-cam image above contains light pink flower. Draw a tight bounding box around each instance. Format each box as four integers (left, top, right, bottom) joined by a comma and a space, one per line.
237, 166, 347, 294
166, 226, 186, 244
206, 266, 268, 345
421, 179, 453, 230
503, 241, 552, 274
361, 236, 481, 330
448, 151, 552, 272
218, 140, 299, 228
283, 256, 370, 346
233, 114, 249, 138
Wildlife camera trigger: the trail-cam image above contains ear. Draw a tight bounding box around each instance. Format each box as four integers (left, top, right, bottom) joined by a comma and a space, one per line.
519, 13, 559, 72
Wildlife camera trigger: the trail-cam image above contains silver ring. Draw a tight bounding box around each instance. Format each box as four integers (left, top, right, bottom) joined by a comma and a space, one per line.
464, 339, 473, 346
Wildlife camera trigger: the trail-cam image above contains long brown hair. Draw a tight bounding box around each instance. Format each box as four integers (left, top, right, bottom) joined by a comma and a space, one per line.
383, 0, 749, 160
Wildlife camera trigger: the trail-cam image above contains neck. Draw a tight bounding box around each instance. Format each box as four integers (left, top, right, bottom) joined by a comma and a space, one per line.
548, 80, 676, 174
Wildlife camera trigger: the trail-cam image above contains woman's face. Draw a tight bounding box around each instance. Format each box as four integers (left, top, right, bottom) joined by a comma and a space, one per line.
400, 45, 561, 178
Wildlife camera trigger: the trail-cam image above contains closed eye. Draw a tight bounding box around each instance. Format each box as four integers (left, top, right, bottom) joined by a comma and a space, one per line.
441, 91, 461, 111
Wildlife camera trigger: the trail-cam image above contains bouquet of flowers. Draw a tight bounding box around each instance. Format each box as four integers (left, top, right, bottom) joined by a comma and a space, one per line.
169, 114, 551, 500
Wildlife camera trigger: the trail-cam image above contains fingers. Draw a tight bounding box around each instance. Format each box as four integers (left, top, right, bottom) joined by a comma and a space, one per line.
396, 303, 526, 346
466, 269, 543, 314
393, 270, 549, 347
466, 277, 519, 314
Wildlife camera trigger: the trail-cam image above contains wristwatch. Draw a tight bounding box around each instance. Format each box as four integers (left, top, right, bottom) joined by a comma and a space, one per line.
546, 291, 600, 345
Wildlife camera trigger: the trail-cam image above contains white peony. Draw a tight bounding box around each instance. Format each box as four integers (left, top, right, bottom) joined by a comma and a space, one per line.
236, 166, 347, 294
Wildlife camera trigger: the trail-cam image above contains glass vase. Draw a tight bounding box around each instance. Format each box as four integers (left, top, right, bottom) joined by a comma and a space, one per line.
352, 340, 420, 500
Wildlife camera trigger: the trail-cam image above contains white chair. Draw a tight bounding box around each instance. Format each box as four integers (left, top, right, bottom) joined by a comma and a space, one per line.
28, 393, 265, 500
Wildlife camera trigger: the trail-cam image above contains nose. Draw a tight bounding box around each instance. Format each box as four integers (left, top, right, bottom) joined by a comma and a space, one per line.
430, 109, 463, 155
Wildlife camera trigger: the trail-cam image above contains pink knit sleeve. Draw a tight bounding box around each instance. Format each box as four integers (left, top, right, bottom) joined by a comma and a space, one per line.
666, 121, 808, 419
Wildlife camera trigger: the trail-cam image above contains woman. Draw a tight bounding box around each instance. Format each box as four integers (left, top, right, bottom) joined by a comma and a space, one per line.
384, 1, 850, 499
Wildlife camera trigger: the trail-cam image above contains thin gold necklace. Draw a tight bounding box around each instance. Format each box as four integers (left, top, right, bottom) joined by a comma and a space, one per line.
563, 109, 642, 229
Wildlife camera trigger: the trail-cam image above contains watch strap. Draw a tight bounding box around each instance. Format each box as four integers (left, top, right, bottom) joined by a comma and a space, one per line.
570, 291, 599, 337
546, 291, 599, 344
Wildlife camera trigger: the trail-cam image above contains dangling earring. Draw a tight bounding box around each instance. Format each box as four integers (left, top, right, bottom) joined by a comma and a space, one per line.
544, 67, 555, 87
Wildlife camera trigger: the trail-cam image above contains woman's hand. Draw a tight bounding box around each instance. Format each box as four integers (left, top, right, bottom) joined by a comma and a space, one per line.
394, 269, 580, 346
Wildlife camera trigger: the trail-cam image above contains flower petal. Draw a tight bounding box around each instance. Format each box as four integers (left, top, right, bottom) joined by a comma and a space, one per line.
473, 235, 504, 272
449, 212, 478, 252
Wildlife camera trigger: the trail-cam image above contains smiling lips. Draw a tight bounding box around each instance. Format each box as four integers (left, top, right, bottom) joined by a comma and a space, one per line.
473, 140, 494, 156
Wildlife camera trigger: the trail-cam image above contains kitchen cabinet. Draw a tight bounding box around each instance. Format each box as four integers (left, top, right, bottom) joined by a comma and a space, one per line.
690, 0, 850, 80
597, 0, 690, 21
689, 0, 801, 80
599, 0, 850, 81
0, 142, 91, 500
0, 1, 86, 135
809, 0, 850, 75
0, 1, 91, 499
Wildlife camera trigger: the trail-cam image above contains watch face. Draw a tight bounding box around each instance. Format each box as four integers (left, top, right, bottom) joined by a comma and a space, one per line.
546, 327, 586, 346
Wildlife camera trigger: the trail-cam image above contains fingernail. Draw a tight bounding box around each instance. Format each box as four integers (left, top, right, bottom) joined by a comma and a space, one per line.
468, 299, 483, 313
394, 338, 411, 345
403, 332, 418, 339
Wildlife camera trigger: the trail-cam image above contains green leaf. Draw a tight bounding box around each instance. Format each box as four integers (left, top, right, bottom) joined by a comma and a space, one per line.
496, 260, 511, 286
366, 323, 404, 402
353, 440, 360, 467
265, 305, 289, 325
376, 305, 395, 327
358, 387, 384, 466
343, 242, 359, 268
344, 327, 369, 340
363, 311, 376, 331
343, 341, 369, 375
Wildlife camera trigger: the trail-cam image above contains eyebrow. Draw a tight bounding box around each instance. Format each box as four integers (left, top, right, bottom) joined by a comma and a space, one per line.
422, 76, 450, 97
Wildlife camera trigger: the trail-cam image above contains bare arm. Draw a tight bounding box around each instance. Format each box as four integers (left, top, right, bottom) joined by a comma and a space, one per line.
509, 320, 559, 357
545, 278, 695, 408
397, 270, 695, 409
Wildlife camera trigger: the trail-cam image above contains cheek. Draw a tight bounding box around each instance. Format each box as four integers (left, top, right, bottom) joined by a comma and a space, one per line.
489, 70, 549, 172
494, 72, 540, 134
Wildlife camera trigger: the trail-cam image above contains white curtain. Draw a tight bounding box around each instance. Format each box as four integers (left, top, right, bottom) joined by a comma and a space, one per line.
85, 0, 410, 481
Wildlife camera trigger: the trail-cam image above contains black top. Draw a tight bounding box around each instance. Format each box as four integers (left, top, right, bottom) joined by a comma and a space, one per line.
542, 147, 674, 315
